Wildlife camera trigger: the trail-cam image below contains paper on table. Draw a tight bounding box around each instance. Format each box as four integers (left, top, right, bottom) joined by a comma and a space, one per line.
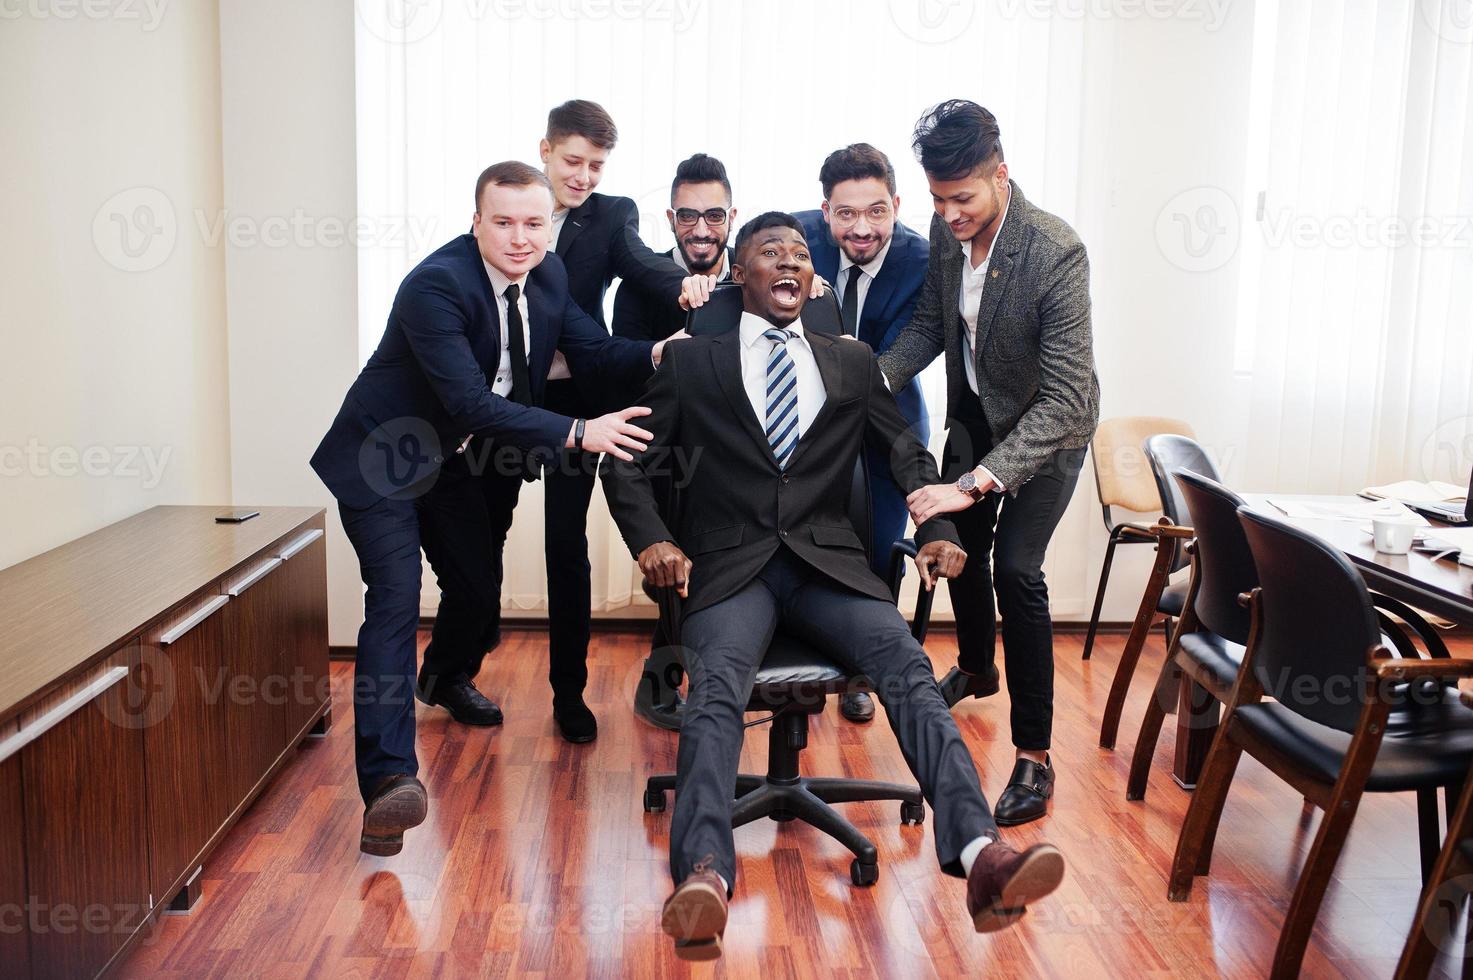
1359, 480, 1467, 504
1421, 526, 1473, 556
1268, 497, 1429, 524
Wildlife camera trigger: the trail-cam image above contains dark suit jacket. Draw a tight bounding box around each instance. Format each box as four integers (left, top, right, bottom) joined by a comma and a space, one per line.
611, 247, 734, 342
793, 211, 929, 432
600, 327, 961, 617
877, 181, 1099, 491
556, 192, 686, 329
311, 234, 655, 510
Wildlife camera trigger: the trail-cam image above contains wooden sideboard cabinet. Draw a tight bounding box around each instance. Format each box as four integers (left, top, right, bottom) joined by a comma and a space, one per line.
0, 507, 331, 978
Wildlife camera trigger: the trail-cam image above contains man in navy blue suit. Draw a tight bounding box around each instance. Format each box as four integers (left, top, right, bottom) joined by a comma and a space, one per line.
311, 161, 677, 856
794, 143, 930, 724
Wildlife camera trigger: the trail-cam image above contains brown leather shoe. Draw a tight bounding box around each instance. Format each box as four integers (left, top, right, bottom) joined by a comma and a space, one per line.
661, 857, 728, 961
965, 841, 1065, 933
360, 774, 428, 856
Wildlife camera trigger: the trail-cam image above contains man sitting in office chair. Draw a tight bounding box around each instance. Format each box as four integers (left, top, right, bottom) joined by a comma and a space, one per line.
600, 212, 1066, 961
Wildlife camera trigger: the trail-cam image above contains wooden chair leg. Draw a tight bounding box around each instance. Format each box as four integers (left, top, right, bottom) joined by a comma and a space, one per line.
1169, 728, 1244, 900
1270, 786, 1371, 979
1099, 539, 1174, 749
1398, 776, 1473, 979
1127, 654, 1180, 801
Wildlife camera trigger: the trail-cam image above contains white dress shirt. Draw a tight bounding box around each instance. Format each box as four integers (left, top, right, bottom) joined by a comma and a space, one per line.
739, 312, 825, 443
956, 191, 1012, 491
482, 260, 532, 398
837, 235, 892, 330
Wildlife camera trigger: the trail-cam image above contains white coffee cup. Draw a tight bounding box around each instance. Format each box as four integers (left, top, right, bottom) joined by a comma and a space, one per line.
1372, 517, 1418, 555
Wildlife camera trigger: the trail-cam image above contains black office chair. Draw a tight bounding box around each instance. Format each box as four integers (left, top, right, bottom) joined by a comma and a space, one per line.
641, 284, 932, 887
1168, 507, 1473, 979
1098, 434, 1220, 748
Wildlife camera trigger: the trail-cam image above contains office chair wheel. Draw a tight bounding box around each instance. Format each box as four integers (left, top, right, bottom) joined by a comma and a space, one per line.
900, 800, 925, 825
850, 859, 879, 887
643, 788, 667, 813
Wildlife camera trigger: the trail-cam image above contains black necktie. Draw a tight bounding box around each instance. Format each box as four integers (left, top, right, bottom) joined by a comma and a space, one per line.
504, 283, 533, 407
840, 267, 861, 337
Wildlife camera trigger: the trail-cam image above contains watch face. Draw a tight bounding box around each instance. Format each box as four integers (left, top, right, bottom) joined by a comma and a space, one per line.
957, 472, 977, 493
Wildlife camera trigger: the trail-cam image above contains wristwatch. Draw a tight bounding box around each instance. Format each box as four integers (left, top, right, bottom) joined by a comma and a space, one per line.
956, 470, 985, 501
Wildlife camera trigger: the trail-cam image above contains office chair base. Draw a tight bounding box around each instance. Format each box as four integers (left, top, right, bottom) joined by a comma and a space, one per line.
643, 771, 924, 887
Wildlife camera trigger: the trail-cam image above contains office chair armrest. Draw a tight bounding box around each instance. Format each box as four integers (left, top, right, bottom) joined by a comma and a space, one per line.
650, 583, 684, 649
1373, 657, 1473, 682
888, 539, 919, 602
886, 538, 938, 645
1152, 520, 1195, 540
1369, 592, 1452, 659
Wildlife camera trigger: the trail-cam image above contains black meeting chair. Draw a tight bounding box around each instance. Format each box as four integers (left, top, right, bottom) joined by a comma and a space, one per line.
640, 284, 932, 887
1098, 434, 1220, 748
1167, 507, 1473, 979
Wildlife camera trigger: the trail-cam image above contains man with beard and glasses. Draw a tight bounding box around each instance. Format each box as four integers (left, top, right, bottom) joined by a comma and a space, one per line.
614, 152, 736, 732
794, 143, 930, 726
881, 100, 1099, 828
601, 211, 1066, 962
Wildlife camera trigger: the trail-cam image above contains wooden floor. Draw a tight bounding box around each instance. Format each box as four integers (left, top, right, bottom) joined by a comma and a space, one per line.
114, 627, 1472, 979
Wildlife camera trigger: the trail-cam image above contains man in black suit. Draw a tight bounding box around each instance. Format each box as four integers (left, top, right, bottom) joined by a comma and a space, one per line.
311, 162, 674, 855
429, 101, 689, 746
612, 152, 735, 731
601, 213, 1065, 962
883, 102, 1100, 827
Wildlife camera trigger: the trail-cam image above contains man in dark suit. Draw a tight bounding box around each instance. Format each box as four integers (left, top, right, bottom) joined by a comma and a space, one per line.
444, 100, 688, 745
601, 212, 1065, 962
613, 152, 734, 732
881, 101, 1100, 827
794, 143, 930, 725
311, 162, 674, 855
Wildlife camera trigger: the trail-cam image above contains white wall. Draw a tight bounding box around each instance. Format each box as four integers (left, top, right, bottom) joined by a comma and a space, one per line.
217, 0, 362, 646
0, 1, 233, 569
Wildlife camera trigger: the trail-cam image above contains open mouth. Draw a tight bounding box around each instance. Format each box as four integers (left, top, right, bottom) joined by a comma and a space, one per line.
685, 237, 717, 257
770, 276, 801, 308
505, 250, 534, 263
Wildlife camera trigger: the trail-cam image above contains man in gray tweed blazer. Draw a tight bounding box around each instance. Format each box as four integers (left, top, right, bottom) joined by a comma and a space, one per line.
879, 100, 1099, 827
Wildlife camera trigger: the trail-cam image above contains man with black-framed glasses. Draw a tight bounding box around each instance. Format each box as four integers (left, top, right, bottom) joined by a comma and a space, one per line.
614, 152, 736, 731
614, 153, 736, 343
795, 144, 931, 724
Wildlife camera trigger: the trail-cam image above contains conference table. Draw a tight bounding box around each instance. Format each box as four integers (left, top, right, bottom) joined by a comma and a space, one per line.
1169, 493, 1473, 788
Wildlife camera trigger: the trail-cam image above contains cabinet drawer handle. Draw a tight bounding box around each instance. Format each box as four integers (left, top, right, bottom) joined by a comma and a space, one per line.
0, 665, 129, 764
160, 595, 230, 645
279, 528, 323, 561
227, 557, 283, 597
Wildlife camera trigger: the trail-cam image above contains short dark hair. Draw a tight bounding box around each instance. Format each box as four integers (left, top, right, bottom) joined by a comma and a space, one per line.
670, 152, 731, 204
734, 211, 806, 262
475, 161, 552, 211
818, 143, 896, 198
912, 100, 1004, 181
545, 99, 618, 149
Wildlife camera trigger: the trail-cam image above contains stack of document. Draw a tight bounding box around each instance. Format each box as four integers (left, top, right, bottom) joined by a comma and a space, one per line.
1359, 480, 1468, 504
1417, 526, 1473, 567
1267, 497, 1429, 524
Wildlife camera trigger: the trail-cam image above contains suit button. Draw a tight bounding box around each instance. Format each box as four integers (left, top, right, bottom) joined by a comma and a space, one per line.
781, 474, 791, 484
779, 528, 788, 538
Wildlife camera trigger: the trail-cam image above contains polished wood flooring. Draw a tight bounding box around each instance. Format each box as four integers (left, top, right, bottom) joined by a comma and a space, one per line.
115, 627, 1472, 978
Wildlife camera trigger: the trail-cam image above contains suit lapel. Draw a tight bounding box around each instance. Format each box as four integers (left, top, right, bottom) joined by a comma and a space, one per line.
466, 237, 503, 375
710, 333, 779, 468
860, 235, 905, 345
523, 274, 556, 405
556, 197, 593, 258
786, 330, 843, 468
973, 181, 1027, 353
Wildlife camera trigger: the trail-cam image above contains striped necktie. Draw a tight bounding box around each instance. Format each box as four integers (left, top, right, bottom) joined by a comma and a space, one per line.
764, 327, 800, 467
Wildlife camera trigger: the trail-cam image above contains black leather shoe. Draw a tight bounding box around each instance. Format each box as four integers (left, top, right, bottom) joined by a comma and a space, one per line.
415, 675, 503, 726
634, 689, 685, 731
839, 691, 875, 723
554, 697, 598, 744
361, 774, 428, 856
938, 665, 1001, 708
994, 755, 1054, 827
